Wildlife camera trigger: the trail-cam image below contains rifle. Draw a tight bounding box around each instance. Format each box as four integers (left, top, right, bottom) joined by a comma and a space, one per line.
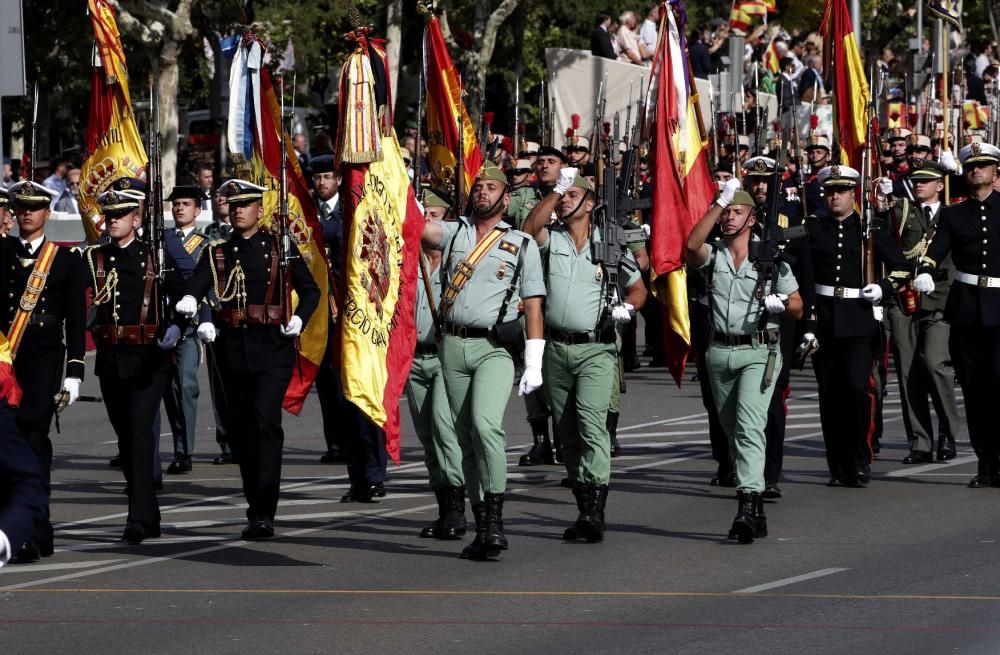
593, 113, 647, 326
455, 111, 465, 215
512, 75, 520, 159
30, 83, 39, 181
414, 63, 424, 197
790, 102, 807, 216
590, 78, 607, 178
277, 76, 296, 339
146, 82, 169, 332
538, 80, 546, 146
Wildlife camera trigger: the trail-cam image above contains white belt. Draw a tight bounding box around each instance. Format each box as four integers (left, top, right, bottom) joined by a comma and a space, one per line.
954, 271, 1000, 288
815, 284, 862, 299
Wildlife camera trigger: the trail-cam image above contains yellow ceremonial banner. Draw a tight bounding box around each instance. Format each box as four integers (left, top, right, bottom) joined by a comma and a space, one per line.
80, 0, 147, 243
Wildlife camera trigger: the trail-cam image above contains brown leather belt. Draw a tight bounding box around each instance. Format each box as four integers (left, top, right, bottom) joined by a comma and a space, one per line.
216, 304, 284, 328
94, 324, 159, 346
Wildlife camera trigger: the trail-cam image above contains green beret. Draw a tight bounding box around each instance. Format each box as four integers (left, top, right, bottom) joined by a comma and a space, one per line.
422, 189, 451, 209
729, 190, 756, 207
474, 162, 508, 186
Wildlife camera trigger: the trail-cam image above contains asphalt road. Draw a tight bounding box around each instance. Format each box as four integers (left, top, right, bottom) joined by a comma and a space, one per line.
2, 337, 999, 654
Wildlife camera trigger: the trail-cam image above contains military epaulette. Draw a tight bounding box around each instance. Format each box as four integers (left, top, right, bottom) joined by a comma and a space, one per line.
498, 239, 522, 256
777, 213, 789, 229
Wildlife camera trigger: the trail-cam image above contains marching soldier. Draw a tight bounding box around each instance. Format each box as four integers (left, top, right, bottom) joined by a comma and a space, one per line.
883, 160, 960, 464
175, 180, 320, 539
163, 186, 213, 474
914, 143, 1000, 487
804, 134, 832, 215
1, 181, 87, 562
85, 187, 185, 544
520, 170, 647, 542
806, 166, 909, 487
504, 158, 535, 230
421, 162, 546, 560
686, 187, 803, 543
206, 180, 234, 465
407, 189, 466, 540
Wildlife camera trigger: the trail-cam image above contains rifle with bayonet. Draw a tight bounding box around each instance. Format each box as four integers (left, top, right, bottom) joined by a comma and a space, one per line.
277, 76, 297, 343
30, 84, 39, 181
146, 82, 169, 333
512, 76, 521, 159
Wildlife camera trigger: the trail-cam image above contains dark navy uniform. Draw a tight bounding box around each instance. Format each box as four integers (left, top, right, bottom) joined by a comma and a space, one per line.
0, 397, 46, 564
919, 181, 1000, 485
805, 167, 909, 486
182, 200, 319, 530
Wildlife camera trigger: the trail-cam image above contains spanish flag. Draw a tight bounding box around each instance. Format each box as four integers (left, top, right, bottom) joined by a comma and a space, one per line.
80, 0, 147, 243
729, 4, 752, 32
649, 1, 717, 386
336, 28, 423, 464
226, 32, 329, 415
764, 36, 781, 74
822, 0, 870, 171
963, 101, 988, 129
423, 16, 484, 205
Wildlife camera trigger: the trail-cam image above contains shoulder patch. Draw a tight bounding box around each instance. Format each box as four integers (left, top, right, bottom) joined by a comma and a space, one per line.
498, 239, 521, 256
778, 213, 789, 229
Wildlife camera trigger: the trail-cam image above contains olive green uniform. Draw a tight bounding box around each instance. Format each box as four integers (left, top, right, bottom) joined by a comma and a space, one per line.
698, 238, 798, 492
505, 186, 543, 231
542, 225, 640, 485
434, 216, 546, 503
404, 258, 464, 488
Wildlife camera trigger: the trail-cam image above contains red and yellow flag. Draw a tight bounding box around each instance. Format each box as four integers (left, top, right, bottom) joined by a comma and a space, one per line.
764, 36, 781, 74
822, 0, 870, 171
336, 31, 423, 464
963, 101, 988, 129
649, 1, 717, 386
80, 0, 147, 243
227, 34, 329, 415
423, 16, 484, 202
729, 4, 752, 32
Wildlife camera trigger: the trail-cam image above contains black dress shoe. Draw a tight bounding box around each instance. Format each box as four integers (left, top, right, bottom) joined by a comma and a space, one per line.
11, 542, 41, 563
969, 475, 993, 488
38, 541, 54, 557
937, 436, 957, 461
109, 453, 122, 468
827, 478, 843, 487
762, 484, 782, 499
213, 452, 233, 465
166, 458, 192, 474
241, 519, 275, 540
710, 463, 737, 487
623, 359, 642, 372
902, 451, 932, 464
341, 484, 377, 503
122, 522, 160, 545
371, 482, 386, 498
319, 451, 346, 464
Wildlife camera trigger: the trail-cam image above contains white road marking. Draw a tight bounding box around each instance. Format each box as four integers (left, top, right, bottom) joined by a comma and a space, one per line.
732, 567, 849, 594
0, 559, 125, 575
884, 455, 978, 478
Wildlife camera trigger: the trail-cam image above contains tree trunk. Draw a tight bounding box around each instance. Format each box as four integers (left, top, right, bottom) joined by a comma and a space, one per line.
386, 0, 403, 115
157, 41, 181, 194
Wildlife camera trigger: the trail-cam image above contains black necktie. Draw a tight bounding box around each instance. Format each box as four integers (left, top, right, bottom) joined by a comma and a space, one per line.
319, 203, 330, 220
924, 205, 933, 225
176, 229, 184, 240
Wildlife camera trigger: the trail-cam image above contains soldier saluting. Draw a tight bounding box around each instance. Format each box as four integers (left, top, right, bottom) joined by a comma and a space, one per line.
1, 181, 87, 562
175, 180, 319, 540
915, 143, 1000, 487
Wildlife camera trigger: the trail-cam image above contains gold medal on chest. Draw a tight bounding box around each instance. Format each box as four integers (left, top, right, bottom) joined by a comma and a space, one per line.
497, 264, 506, 280
595, 265, 603, 281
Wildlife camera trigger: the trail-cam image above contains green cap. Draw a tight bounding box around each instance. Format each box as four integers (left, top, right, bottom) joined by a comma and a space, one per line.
908, 159, 947, 181
729, 190, 756, 207
474, 161, 508, 186
571, 175, 594, 193
422, 189, 451, 208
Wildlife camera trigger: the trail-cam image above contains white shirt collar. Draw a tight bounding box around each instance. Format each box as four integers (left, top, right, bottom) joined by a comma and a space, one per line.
177, 225, 195, 238
19, 234, 44, 253
115, 237, 136, 249
922, 201, 941, 216
323, 194, 339, 210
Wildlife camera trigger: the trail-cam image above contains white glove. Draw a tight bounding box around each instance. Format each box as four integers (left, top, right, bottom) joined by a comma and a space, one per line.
861, 283, 883, 304
196, 322, 217, 343
518, 339, 545, 397
0, 529, 9, 567
763, 293, 788, 314
157, 324, 181, 349
715, 178, 741, 208
877, 177, 894, 196
939, 149, 958, 172
281, 315, 303, 338
640, 223, 651, 239
553, 167, 578, 194
62, 377, 81, 406
175, 295, 198, 318
612, 303, 634, 323
802, 332, 816, 345
914, 272, 935, 294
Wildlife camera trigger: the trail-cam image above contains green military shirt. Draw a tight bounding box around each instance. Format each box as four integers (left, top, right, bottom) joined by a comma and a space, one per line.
895, 199, 952, 312
415, 256, 441, 346
505, 185, 543, 230
541, 223, 641, 332
204, 221, 233, 241
697, 237, 798, 335
437, 216, 546, 328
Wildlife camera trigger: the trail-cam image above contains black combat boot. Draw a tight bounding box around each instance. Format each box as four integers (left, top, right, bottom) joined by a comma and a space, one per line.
563, 484, 587, 540
420, 488, 447, 538
518, 419, 555, 466
729, 490, 757, 544
460, 503, 491, 560
553, 427, 564, 463
482, 492, 509, 552
608, 411, 622, 458
439, 485, 467, 540
937, 433, 956, 461
754, 493, 768, 538
578, 484, 608, 543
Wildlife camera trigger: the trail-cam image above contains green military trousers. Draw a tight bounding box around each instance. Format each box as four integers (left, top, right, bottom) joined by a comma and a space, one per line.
608, 331, 624, 413
439, 334, 515, 504
405, 352, 465, 489
706, 342, 781, 493
544, 341, 617, 485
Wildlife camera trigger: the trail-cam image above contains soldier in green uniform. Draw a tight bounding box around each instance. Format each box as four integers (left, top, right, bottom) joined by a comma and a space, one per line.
882, 160, 960, 463
164, 186, 214, 474
407, 189, 466, 541
422, 162, 546, 560
685, 188, 803, 544
504, 158, 536, 231
521, 170, 646, 542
